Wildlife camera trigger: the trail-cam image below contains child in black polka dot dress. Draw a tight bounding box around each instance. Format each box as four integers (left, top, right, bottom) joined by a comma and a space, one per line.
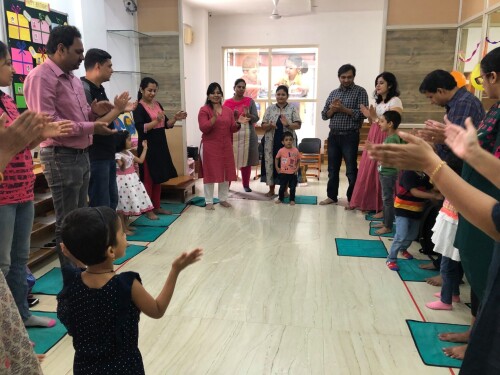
115, 131, 154, 235
57, 207, 203, 375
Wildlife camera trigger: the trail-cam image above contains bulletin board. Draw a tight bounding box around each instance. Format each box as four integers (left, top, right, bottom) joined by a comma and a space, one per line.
3, 0, 68, 110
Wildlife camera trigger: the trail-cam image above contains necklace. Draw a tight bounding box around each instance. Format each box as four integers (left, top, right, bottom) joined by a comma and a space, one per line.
85, 269, 115, 275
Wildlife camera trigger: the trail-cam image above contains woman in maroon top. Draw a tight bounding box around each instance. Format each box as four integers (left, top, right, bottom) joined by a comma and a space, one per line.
0, 41, 71, 343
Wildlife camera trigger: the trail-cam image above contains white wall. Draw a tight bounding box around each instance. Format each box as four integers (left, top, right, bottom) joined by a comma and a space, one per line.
182, 3, 209, 148
207, 11, 385, 143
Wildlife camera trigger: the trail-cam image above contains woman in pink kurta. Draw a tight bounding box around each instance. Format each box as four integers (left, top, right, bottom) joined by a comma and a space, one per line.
198, 82, 249, 210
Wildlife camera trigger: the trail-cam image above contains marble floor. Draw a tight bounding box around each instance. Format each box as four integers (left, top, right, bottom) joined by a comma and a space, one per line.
36, 170, 471, 374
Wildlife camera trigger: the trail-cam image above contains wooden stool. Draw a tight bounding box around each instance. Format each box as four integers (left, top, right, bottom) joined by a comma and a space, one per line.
161, 176, 196, 203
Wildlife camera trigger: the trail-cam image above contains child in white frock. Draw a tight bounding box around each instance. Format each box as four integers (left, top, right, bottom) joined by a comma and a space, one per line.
115, 131, 154, 234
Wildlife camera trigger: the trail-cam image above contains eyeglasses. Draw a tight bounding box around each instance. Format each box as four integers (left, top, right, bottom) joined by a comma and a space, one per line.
474, 72, 491, 85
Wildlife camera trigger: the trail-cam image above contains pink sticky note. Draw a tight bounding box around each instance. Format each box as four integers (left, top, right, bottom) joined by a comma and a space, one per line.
31, 19, 40, 30
32, 31, 42, 44
23, 63, 33, 75
40, 20, 50, 33
42, 33, 49, 45
11, 48, 22, 61
12, 61, 23, 75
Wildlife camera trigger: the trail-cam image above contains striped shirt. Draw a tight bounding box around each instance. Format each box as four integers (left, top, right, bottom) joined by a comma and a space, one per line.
321, 83, 368, 134
394, 171, 433, 219
0, 92, 35, 204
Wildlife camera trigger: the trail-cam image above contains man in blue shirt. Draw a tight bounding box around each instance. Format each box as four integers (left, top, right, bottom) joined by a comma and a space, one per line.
320, 64, 368, 205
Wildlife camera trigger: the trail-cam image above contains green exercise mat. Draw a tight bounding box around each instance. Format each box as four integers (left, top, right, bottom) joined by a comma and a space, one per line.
159, 202, 188, 214
369, 222, 395, 238
114, 245, 148, 265
27, 311, 67, 354
397, 259, 440, 282
335, 238, 387, 258
365, 212, 383, 221
32, 267, 62, 295
188, 196, 220, 207
406, 319, 468, 368
131, 214, 179, 228
282, 195, 317, 205
126, 226, 167, 242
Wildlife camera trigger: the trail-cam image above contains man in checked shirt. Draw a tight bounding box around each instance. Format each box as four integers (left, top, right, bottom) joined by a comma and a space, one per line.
320, 64, 368, 206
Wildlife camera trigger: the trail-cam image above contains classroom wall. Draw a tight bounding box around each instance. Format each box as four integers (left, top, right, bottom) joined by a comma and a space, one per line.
207, 10, 385, 145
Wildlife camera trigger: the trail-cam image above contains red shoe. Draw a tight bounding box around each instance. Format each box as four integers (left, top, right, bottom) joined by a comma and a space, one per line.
386, 261, 399, 271
401, 250, 413, 260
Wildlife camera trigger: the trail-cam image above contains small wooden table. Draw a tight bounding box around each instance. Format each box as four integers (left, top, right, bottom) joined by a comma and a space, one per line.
161, 176, 196, 203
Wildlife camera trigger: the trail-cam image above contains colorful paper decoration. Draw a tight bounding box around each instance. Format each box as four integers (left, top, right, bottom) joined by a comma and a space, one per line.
6, 7, 31, 42
11, 44, 33, 75
450, 71, 467, 88
470, 63, 484, 91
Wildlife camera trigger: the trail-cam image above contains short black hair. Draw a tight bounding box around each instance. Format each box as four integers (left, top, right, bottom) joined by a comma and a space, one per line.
234, 78, 246, 88
115, 130, 130, 153
481, 47, 500, 74
282, 131, 294, 141
46, 25, 82, 55
382, 110, 401, 129
419, 70, 457, 93
61, 207, 119, 266
276, 85, 289, 96
338, 64, 356, 77
84, 48, 112, 71
0, 41, 7, 60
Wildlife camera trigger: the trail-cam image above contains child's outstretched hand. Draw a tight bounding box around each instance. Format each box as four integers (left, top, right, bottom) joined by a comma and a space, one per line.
142, 140, 148, 148
172, 248, 203, 272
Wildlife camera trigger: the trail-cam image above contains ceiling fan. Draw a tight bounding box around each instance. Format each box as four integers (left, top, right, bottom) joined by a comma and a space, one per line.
270, 0, 282, 20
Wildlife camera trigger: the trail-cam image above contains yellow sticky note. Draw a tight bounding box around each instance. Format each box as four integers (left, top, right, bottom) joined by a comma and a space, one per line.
28, 46, 37, 57
6, 11, 18, 26
19, 27, 31, 42
18, 15, 29, 28
8, 25, 20, 39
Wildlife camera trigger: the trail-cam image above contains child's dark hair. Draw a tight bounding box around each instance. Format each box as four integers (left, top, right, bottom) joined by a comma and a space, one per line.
282, 131, 294, 141
382, 110, 401, 129
138, 77, 158, 100
61, 207, 119, 266
286, 56, 308, 74
115, 130, 130, 152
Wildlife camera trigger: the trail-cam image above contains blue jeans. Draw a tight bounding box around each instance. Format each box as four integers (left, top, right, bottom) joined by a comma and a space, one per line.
40, 147, 90, 283
89, 159, 118, 209
379, 174, 397, 229
0, 201, 34, 321
387, 216, 420, 262
440, 256, 462, 304
327, 131, 359, 202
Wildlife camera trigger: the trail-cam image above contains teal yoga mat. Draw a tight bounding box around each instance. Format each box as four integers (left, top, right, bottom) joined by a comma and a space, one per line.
126, 226, 167, 242
131, 214, 179, 228
114, 245, 147, 265
369, 222, 395, 238
188, 196, 220, 207
160, 202, 188, 214
365, 212, 382, 221
406, 320, 468, 368
335, 238, 387, 258
282, 195, 317, 205
27, 312, 67, 354
397, 259, 440, 282
32, 267, 62, 295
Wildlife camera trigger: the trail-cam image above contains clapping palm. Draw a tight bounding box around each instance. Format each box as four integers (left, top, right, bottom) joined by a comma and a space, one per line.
444, 117, 479, 160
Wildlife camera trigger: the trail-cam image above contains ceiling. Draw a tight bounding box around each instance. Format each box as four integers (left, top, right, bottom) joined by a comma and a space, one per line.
183, 0, 384, 17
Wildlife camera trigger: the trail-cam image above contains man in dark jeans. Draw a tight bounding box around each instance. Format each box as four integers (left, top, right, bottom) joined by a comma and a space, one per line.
81, 49, 134, 209
320, 64, 368, 206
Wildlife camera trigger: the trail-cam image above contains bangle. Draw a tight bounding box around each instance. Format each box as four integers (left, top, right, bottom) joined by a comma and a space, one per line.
0, 172, 3, 182
429, 160, 446, 184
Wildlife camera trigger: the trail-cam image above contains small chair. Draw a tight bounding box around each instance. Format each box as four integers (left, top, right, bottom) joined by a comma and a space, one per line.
298, 138, 322, 180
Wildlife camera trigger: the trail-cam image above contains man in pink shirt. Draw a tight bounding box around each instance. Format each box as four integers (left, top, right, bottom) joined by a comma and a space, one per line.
24, 25, 131, 278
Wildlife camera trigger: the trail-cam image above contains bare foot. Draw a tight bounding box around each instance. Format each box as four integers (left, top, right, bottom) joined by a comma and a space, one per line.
265, 191, 275, 197
372, 211, 383, 219
275, 199, 282, 204
154, 208, 172, 215
36, 354, 46, 363
290, 201, 296, 206
443, 344, 467, 359
375, 226, 392, 235
146, 211, 159, 220
319, 198, 337, 205
419, 262, 438, 270
439, 331, 470, 343
426, 275, 443, 286
205, 203, 215, 210
371, 222, 384, 228
344, 205, 355, 211
220, 201, 232, 208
